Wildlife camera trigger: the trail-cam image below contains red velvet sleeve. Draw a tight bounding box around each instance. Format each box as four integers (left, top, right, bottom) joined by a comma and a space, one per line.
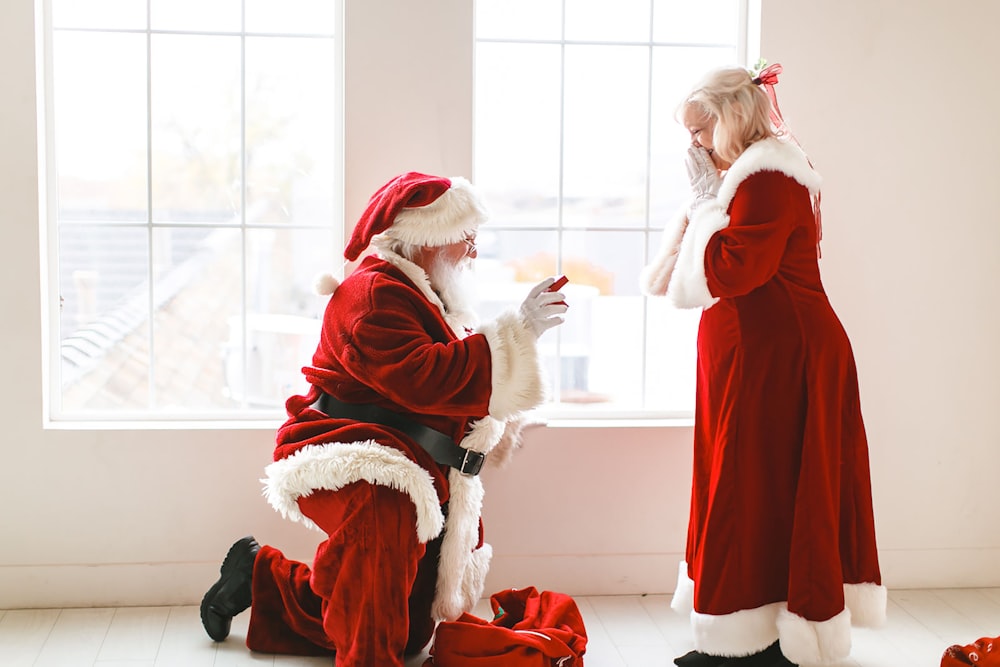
704, 170, 806, 298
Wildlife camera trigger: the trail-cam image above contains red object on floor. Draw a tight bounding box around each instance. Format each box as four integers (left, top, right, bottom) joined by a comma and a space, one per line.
424, 587, 587, 666
942, 636, 1000, 666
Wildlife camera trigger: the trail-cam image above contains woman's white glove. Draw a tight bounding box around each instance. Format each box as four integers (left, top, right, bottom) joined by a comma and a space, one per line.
519, 277, 568, 339
685, 145, 722, 215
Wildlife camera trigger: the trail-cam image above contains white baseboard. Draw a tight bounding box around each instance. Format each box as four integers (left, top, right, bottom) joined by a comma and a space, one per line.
3, 548, 999, 609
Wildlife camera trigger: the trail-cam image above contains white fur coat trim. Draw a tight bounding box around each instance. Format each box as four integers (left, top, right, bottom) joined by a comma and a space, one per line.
664, 137, 822, 310
673, 562, 887, 663
432, 469, 492, 621
260, 440, 444, 543
478, 309, 547, 421
372, 245, 478, 336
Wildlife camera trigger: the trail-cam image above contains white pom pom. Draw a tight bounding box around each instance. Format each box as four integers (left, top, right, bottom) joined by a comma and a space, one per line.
314, 273, 340, 295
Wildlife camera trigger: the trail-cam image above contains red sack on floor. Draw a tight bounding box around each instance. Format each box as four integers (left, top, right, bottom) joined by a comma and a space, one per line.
424, 587, 588, 666
942, 636, 1000, 666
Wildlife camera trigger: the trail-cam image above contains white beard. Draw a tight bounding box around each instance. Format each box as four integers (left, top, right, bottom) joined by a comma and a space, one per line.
426, 255, 479, 333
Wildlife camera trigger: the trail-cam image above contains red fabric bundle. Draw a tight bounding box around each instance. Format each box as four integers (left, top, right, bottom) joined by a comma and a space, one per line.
424, 587, 588, 666
942, 636, 1000, 666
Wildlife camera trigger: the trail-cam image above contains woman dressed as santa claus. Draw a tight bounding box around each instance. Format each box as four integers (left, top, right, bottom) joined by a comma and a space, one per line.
641, 64, 886, 667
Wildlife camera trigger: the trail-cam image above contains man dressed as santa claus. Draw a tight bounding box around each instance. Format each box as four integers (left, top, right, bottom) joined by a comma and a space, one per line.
199, 172, 568, 666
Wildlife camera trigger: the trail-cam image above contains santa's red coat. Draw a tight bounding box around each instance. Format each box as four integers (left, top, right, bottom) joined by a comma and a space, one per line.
254, 250, 546, 663
641, 137, 885, 664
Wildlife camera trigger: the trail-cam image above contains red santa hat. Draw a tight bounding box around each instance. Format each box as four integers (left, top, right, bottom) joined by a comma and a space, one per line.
347, 171, 487, 259
315, 171, 488, 295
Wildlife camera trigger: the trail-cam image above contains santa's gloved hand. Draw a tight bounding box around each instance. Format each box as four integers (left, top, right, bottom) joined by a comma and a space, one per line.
685, 145, 722, 215
519, 277, 568, 339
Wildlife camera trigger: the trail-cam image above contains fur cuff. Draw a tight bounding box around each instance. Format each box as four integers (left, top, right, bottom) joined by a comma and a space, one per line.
488, 415, 543, 469
640, 208, 688, 296
478, 310, 547, 420
777, 607, 852, 665
671, 560, 695, 615
261, 441, 444, 542
669, 201, 727, 309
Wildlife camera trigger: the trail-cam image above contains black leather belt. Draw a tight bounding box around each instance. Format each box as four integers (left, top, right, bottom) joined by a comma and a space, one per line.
311, 391, 486, 476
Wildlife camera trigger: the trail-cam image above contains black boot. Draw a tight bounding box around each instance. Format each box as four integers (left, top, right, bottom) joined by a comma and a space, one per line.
200, 536, 260, 641
719, 642, 797, 667
674, 650, 729, 667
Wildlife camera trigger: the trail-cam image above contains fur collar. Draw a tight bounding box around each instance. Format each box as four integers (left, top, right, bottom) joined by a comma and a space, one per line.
716, 137, 821, 209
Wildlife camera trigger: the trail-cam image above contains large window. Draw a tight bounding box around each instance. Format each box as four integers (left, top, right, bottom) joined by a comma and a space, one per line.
43, 0, 756, 422
474, 0, 757, 417
45, 0, 340, 419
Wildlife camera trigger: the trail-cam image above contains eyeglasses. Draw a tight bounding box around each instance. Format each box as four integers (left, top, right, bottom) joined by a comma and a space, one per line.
463, 234, 477, 255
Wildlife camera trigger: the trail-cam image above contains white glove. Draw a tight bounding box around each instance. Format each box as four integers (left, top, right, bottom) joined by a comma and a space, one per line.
685, 145, 722, 215
519, 277, 568, 339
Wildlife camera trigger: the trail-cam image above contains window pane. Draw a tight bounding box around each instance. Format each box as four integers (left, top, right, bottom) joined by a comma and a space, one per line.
151, 34, 241, 223
151, 0, 241, 33
52, 0, 146, 30
245, 0, 337, 34
238, 227, 333, 407
53, 31, 148, 222
653, 0, 740, 45
563, 45, 649, 229
475, 0, 562, 40
475, 228, 558, 319
644, 298, 699, 412
475, 42, 562, 228
149, 226, 239, 412
245, 37, 338, 226
581, 295, 645, 407
59, 224, 151, 412
565, 0, 650, 43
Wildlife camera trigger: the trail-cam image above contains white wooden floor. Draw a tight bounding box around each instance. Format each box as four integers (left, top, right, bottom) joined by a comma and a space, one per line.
1, 588, 998, 666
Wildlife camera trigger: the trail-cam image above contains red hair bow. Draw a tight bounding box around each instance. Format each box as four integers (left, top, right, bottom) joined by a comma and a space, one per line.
752, 63, 782, 86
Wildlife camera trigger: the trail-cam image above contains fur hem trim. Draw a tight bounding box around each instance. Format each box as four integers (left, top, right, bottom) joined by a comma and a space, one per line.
432, 469, 491, 620
777, 607, 852, 665
845, 582, 887, 628
381, 176, 489, 249
479, 310, 547, 420
673, 562, 879, 663
671, 560, 695, 615
640, 207, 688, 296
692, 603, 782, 657
260, 441, 444, 542
668, 202, 727, 309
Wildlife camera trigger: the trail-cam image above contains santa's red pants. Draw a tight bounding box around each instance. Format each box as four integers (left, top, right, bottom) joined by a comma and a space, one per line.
245, 481, 442, 666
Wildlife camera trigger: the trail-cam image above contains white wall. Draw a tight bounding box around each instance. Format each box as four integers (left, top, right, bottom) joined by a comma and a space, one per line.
760, 0, 1000, 586
1, 0, 998, 609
